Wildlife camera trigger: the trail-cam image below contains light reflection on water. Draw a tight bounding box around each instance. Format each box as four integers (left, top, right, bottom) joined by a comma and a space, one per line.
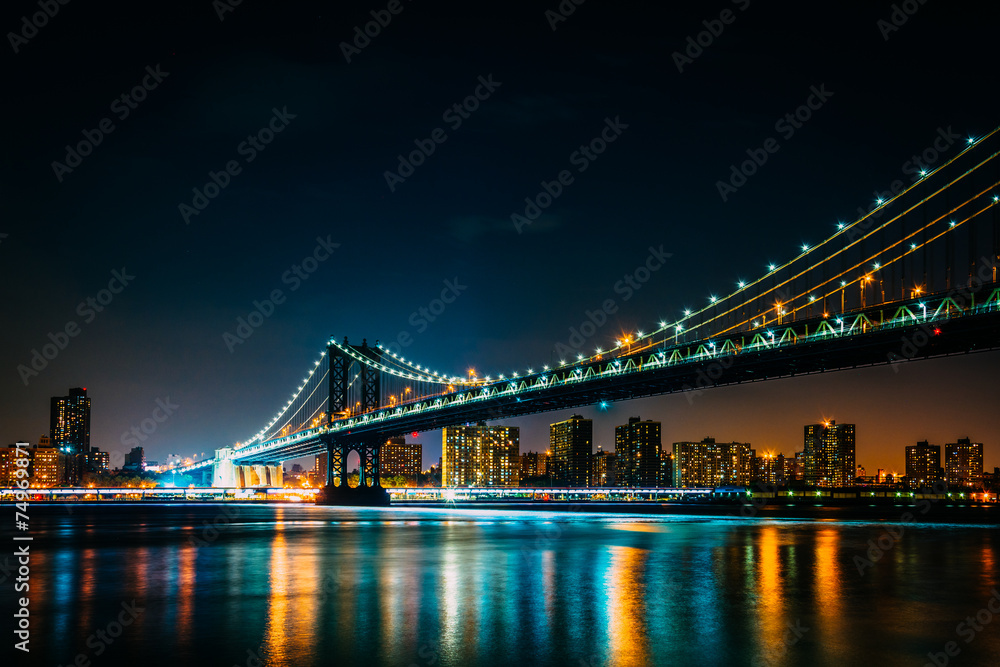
20, 504, 1000, 667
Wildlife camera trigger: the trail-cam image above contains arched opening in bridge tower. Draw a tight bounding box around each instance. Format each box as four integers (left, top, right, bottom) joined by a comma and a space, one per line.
345, 450, 361, 488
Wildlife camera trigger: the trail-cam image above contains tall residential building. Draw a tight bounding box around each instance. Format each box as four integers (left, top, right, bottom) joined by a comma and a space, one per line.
442, 423, 519, 487
905, 441, 942, 486
660, 451, 674, 487
672, 437, 755, 487
50, 387, 91, 454
0, 442, 65, 487
753, 452, 785, 485
550, 415, 592, 487
30, 441, 63, 487
591, 447, 617, 487
381, 437, 422, 482
124, 446, 145, 472
520, 451, 549, 479
615, 417, 662, 487
945, 438, 984, 487
0, 445, 25, 486
315, 452, 328, 485
803, 421, 856, 487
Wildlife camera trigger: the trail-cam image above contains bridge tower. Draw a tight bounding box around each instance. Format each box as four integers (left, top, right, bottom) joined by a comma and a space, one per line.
321, 337, 389, 505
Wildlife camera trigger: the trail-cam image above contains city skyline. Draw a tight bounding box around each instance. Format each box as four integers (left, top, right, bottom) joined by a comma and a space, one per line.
5, 370, 999, 477
3, 2, 999, 479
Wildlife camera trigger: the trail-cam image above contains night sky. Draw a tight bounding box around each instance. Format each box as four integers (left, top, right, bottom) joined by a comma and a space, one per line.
3, 1, 999, 474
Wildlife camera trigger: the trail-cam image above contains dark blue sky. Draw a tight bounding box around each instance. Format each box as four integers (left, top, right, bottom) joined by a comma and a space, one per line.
3, 0, 999, 473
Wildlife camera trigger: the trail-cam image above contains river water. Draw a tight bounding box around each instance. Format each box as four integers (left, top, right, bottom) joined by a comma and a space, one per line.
9, 504, 999, 666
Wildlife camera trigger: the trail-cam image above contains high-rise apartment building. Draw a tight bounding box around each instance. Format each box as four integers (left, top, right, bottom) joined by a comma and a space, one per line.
753, 452, 785, 485
124, 446, 145, 472
442, 423, 519, 487
50, 387, 91, 454
616, 417, 662, 487
803, 421, 856, 487
905, 440, 942, 486
381, 436, 422, 482
550, 415, 593, 486
945, 438, 984, 487
591, 447, 617, 487
520, 451, 549, 480
672, 437, 754, 487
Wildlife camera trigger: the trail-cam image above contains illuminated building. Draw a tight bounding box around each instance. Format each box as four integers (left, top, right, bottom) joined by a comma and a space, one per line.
753, 452, 785, 485
672, 437, 754, 487
30, 442, 62, 486
88, 447, 110, 472
50, 387, 91, 454
945, 438, 984, 487
0, 445, 23, 486
905, 440, 942, 486
51, 387, 91, 485
381, 436, 422, 482
591, 447, 617, 487
615, 417, 661, 488
520, 451, 549, 479
442, 423, 519, 487
550, 415, 592, 486
124, 446, 145, 472
315, 452, 328, 485
803, 420, 855, 487
659, 451, 673, 487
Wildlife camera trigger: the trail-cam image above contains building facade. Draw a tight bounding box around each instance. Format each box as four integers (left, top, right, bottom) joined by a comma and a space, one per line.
753, 452, 785, 485
550, 415, 592, 487
442, 423, 519, 487
615, 417, 662, 487
672, 437, 754, 487
591, 448, 617, 487
905, 440, 942, 486
50, 387, 91, 454
945, 438, 984, 487
381, 437, 422, 482
520, 451, 549, 480
803, 421, 856, 487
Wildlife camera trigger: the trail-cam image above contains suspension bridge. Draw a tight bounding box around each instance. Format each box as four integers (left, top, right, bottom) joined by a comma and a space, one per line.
181, 127, 1000, 500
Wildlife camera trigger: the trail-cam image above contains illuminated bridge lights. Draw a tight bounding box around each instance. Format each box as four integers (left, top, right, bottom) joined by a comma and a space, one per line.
179, 284, 1000, 473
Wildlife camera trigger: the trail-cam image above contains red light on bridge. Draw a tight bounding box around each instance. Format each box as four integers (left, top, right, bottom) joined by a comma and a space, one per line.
933, 328, 942, 335
411, 431, 418, 439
